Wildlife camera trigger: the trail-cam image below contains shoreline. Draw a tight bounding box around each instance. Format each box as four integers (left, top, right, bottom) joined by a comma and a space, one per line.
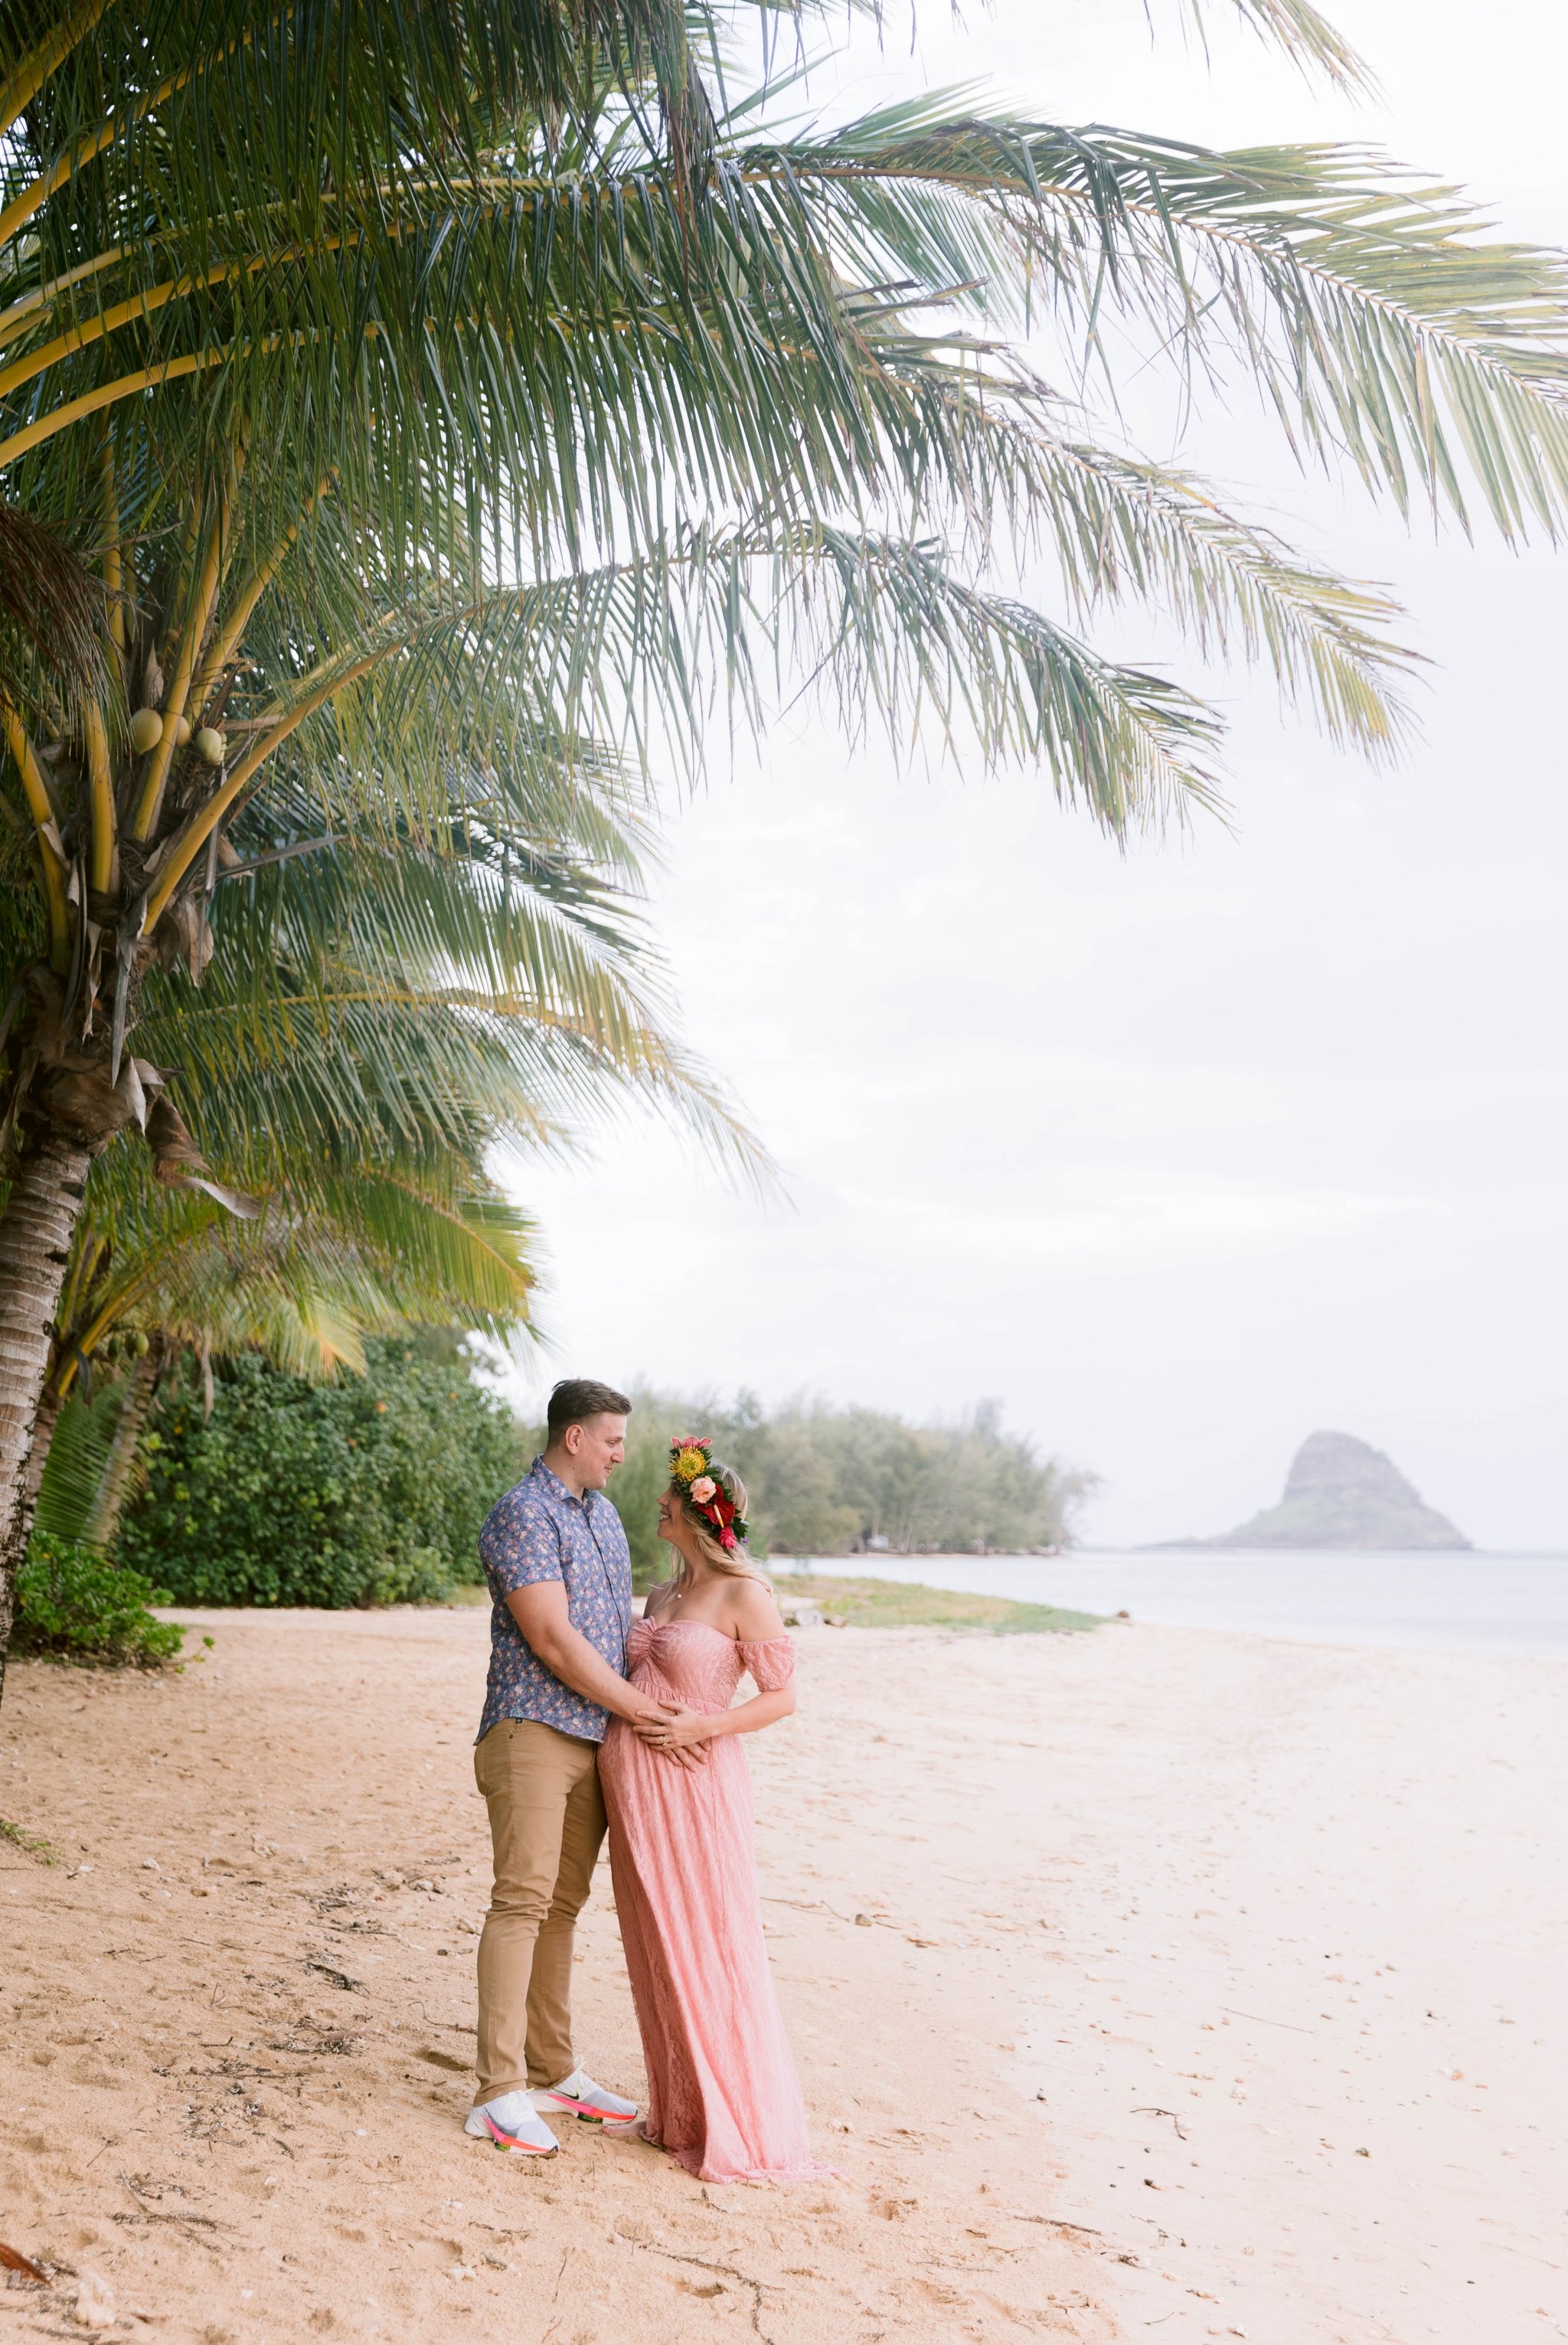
792, 1550, 1568, 1664
2, 1610, 1563, 2342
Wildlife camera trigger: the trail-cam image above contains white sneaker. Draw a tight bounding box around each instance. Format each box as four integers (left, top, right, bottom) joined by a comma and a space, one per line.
531, 2066, 639, 2127
464, 2091, 560, 2154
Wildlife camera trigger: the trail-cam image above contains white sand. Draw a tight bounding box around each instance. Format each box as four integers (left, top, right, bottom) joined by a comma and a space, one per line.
1, 1609, 1563, 2344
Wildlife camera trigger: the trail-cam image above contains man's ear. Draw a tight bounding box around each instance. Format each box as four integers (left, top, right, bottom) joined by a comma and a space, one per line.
561, 1421, 583, 1455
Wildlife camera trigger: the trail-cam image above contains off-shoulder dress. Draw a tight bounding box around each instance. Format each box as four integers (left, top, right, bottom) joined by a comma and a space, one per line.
598, 1617, 832, 2182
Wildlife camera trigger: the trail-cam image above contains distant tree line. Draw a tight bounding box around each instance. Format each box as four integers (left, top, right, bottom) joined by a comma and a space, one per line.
521, 1390, 1097, 1582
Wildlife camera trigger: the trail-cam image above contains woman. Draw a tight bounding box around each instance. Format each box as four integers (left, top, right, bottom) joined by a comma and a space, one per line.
599, 1437, 832, 2183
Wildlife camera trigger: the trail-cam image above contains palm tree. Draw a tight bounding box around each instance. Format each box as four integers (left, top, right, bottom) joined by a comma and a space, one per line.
5, 0, 1568, 1588
0, 0, 753, 1587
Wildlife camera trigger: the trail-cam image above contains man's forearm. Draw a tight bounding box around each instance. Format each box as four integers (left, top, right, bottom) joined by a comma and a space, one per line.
528, 1620, 654, 1723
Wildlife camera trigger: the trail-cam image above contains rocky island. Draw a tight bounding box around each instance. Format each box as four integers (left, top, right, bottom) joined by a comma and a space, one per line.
1184, 1429, 1472, 1550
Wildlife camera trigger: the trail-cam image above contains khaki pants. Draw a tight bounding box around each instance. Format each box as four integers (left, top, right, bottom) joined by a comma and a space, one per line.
472, 1716, 606, 2104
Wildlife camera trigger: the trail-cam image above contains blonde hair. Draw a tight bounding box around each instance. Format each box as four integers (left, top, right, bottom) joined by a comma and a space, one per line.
668, 1458, 768, 1582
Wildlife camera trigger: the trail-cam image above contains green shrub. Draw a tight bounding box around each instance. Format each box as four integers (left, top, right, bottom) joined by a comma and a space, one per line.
119, 1341, 524, 1607
15, 1533, 185, 1666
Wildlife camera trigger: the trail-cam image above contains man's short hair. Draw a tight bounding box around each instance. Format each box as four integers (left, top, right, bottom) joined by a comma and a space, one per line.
546, 1377, 632, 1442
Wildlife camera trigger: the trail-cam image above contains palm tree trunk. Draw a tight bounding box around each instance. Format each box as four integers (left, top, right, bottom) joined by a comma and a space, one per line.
0, 1130, 92, 1706
84, 1348, 162, 1551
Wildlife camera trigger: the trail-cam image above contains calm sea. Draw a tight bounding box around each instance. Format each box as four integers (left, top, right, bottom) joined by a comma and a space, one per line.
779, 1550, 1568, 1659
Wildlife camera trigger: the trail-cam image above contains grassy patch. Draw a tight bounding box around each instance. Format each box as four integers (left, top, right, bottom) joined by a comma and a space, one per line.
778, 1574, 1102, 1634
438, 1573, 1102, 1633
0, 1817, 60, 1865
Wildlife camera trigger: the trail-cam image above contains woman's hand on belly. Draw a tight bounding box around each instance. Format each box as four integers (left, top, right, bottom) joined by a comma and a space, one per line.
632, 1702, 714, 1760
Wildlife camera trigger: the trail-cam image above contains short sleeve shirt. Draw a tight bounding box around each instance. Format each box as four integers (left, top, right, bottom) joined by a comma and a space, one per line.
475, 1456, 632, 1746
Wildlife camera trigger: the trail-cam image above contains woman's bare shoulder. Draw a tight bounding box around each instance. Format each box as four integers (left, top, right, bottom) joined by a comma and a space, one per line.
728, 1575, 788, 1641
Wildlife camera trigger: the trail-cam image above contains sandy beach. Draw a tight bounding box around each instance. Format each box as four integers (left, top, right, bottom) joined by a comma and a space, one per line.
2, 1609, 1564, 2344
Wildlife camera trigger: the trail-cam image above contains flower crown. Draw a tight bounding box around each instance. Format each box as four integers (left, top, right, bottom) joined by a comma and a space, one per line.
668, 1435, 749, 1551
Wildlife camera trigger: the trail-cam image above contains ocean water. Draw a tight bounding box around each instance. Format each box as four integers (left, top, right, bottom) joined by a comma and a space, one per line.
776, 1550, 1568, 1659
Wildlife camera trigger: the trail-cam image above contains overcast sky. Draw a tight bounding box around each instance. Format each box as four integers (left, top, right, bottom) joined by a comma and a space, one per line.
497, 0, 1568, 1553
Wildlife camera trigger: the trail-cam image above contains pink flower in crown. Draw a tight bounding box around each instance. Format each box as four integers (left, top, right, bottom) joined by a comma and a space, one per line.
689, 1475, 717, 1506
719, 1528, 737, 1550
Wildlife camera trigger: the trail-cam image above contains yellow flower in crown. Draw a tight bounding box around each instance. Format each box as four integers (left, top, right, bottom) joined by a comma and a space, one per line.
672, 1444, 709, 1484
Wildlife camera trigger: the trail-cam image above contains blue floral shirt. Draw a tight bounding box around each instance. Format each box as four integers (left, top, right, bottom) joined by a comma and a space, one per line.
475, 1456, 632, 1746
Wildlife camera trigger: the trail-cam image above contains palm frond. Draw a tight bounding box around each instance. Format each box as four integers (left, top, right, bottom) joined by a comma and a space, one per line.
32, 1373, 122, 1540
1180, 0, 1375, 96
54, 1153, 540, 1392
155, 832, 771, 1183
747, 109, 1568, 538
1001, 423, 1419, 754
169, 527, 1226, 841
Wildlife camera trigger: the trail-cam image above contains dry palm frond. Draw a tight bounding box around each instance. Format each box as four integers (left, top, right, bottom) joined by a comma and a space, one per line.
0, 499, 104, 698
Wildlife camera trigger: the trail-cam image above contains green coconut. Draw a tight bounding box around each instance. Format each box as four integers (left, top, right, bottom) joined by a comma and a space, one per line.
194, 726, 226, 766
165, 712, 192, 746
128, 706, 163, 755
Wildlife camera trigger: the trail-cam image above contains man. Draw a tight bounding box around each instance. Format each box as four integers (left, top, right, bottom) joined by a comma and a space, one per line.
466, 1377, 702, 2155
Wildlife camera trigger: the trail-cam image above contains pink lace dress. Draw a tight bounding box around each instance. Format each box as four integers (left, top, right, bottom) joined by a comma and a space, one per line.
599, 1618, 831, 2183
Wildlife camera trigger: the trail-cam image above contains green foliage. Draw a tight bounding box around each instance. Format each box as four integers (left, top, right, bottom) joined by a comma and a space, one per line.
14, 1533, 183, 1667
524, 1389, 1096, 1583
119, 1343, 524, 1608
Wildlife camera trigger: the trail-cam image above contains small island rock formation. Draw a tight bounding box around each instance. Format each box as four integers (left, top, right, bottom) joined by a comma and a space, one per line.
1192, 1429, 1472, 1551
